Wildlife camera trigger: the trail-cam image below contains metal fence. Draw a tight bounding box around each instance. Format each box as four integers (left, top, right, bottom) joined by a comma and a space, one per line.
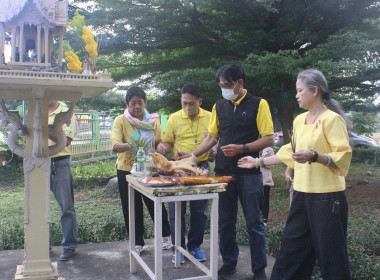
1, 112, 116, 164
70, 115, 116, 164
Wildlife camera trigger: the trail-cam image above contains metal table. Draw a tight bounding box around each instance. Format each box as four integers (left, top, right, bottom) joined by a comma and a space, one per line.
126, 175, 227, 280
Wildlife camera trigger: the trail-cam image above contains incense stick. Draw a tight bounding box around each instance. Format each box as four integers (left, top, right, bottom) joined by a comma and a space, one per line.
288, 129, 296, 153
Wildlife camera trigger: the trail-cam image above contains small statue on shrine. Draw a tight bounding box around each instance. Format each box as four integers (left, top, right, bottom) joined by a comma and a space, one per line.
30, 49, 38, 62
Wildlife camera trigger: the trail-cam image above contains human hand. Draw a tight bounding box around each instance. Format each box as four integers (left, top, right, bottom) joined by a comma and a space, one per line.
237, 156, 258, 169
284, 174, 293, 183
220, 144, 242, 157
291, 150, 313, 164
175, 151, 192, 160
156, 143, 167, 155
207, 147, 217, 162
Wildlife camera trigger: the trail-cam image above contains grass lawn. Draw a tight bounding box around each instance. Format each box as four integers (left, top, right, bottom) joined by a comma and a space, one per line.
0, 156, 379, 279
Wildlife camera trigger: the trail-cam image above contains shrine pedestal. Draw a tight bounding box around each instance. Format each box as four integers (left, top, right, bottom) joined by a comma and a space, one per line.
0, 70, 114, 280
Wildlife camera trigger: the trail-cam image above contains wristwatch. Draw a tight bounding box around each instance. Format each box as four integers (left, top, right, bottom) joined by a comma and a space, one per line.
243, 144, 249, 154
308, 150, 318, 164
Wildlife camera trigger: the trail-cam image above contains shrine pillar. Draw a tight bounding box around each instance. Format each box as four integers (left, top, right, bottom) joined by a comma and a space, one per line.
37, 25, 41, 63
20, 24, 24, 62
0, 23, 4, 63
11, 26, 16, 62
44, 27, 49, 63
58, 27, 63, 66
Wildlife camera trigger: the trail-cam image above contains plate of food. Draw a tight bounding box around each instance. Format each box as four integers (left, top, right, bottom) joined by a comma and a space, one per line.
136, 177, 180, 187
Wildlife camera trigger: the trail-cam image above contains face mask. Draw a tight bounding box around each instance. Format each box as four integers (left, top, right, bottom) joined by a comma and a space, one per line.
184, 107, 198, 117
221, 83, 239, 101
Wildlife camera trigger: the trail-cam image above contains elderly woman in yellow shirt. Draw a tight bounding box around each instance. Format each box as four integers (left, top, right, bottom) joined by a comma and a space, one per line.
238, 69, 352, 280
110, 86, 172, 255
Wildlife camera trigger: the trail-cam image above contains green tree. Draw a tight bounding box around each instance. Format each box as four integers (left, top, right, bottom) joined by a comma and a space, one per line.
74, 0, 380, 140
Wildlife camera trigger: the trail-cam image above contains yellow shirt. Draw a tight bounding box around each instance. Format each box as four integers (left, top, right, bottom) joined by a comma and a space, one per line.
277, 110, 352, 193
48, 103, 74, 157
110, 114, 163, 171
208, 90, 274, 137
163, 108, 211, 161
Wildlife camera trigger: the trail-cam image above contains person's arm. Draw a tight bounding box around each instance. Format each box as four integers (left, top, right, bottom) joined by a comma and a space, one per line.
111, 117, 132, 153
176, 135, 218, 160
284, 166, 293, 183
237, 154, 283, 169
49, 134, 72, 146
291, 150, 337, 168
113, 142, 131, 153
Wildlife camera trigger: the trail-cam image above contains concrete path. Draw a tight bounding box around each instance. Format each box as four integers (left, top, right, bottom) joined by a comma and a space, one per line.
0, 236, 275, 280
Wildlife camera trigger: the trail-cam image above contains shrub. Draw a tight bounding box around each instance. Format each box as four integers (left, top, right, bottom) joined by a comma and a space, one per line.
351, 147, 380, 167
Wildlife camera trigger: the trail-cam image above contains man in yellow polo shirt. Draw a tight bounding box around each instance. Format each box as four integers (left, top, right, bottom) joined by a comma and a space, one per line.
177, 65, 274, 280
48, 100, 78, 261
157, 83, 211, 264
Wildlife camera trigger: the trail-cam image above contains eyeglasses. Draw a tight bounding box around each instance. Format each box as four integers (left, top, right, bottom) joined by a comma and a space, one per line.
218, 82, 236, 89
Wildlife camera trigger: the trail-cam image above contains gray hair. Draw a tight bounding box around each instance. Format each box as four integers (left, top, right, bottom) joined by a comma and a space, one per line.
297, 69, 352, 130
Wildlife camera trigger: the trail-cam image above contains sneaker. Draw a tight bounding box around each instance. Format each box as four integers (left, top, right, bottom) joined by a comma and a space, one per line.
218, 265, 236, 279
162, 236, 173, 250
135, 245, 144, 255
59, 249, 75, 261
253, 268, 267, 280
171, 253, 185, 264
190, 248, 207, 262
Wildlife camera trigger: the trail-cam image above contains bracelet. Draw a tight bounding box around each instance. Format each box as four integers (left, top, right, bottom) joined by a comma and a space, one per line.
260, 157, 265, 167
255, 157, 259, 168
324, 154, 332, 166
308, 150, 318, 164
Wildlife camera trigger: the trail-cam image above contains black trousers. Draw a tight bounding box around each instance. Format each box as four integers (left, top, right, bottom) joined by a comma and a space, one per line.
262, 185, 271, 223
271, 191, 351, 280
117, 170, 171, 246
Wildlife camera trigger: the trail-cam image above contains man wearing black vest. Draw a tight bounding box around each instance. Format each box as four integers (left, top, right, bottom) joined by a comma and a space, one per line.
177, 64, 274, 280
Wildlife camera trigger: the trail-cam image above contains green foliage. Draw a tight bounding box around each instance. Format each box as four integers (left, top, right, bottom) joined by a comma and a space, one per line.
72, 160, 116, 188
265, 225, 284, 257
75, 90, 125, 116
128, 136, 152, 156
75, 0, 380, 141
348, 112, 379, 136
64, 10, 87, 61
351, 147, 380, 167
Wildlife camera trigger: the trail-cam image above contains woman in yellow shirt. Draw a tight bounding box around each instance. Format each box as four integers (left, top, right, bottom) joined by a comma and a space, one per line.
238, 69, 352, 279
111, 86, 172, 255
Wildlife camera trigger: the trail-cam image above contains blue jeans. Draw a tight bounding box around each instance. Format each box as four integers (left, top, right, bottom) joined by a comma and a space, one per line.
169, 161, 210, 251
216, 172, 266, 273
50, 157, 78, 251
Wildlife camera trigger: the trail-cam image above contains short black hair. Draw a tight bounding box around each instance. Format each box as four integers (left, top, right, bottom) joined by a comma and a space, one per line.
126, 86, 146, 102
181, 83, 201, 99
216, 64, 245, 84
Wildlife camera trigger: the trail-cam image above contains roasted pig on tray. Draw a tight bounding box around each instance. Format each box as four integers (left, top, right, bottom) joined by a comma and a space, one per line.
149, 153, 210, 177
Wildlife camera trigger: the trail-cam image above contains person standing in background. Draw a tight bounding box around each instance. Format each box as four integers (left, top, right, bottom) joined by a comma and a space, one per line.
111, 86, 172, 255
157, 83, 212, 264
48, 100, 78, 261
261, 146, 274, 224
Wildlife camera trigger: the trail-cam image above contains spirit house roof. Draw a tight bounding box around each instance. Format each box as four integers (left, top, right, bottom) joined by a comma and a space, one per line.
0, 0, 68, 25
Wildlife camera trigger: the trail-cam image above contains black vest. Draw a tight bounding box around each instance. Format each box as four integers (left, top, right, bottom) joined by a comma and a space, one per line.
215, 93, 261, 174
